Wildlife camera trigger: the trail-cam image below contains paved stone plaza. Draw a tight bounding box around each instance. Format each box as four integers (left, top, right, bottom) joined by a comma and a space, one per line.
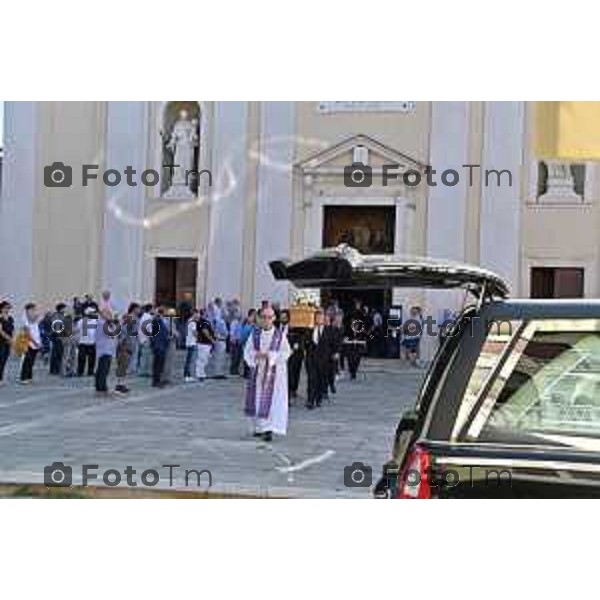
0, 354, 425, 498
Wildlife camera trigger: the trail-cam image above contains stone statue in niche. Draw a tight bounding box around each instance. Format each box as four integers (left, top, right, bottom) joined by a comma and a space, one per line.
163, 109, 199, 199
539, 160, 581, 203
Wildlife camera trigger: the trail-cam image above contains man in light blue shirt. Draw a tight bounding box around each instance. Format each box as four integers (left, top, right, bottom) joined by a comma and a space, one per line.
95, 313, 118, 393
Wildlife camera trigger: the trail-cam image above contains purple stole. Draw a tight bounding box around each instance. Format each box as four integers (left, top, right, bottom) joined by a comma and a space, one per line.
245, 327, 283, 419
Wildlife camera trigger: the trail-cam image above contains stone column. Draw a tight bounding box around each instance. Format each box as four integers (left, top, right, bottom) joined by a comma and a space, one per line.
422, 102, 471, 360
479, 101, 525, 292
394, 196, 417, 255
101, 102, 147, 312
205, 102, 248, 302
0, 102, 37, 307
253, 102, 295, 305
392, 196, 417, 306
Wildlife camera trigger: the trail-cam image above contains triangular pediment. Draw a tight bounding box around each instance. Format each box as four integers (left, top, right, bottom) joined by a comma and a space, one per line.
296, 134, 424, 173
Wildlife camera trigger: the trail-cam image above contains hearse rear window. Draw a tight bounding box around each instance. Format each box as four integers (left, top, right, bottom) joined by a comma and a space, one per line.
464, 319, 600, 447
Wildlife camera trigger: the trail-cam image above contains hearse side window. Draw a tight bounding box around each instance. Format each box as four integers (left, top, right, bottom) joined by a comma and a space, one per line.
451, 320, 521, 440
466, 319, 600, 447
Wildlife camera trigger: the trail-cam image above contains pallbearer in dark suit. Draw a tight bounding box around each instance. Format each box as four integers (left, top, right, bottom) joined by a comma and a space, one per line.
343, 299, 370, 380
279, 310, 306, 401
328, 313, 344, 394
305, 309, 336, 409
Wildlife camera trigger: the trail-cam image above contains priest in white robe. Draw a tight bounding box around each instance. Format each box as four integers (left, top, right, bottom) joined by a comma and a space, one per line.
243, 306, 291, 441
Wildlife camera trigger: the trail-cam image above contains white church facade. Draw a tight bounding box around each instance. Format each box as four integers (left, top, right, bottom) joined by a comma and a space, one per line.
0, 101, 598, 322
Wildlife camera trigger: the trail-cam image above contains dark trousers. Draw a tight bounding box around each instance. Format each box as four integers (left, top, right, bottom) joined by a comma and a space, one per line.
0, 344, 10, 381
49, 339, 64, 375
327, 357, 338, 392
95, 355, 111, 392
346, 348, 362, 379
372, 330, 385, 358
177, 322, 187, 349
183, 346, 196, 378
229, 341, 242, 375
20, 348, 38, 381
152, 351, 166, 386
77, 343, 96, 376
306, 354, 327, 406
288, 349, 304, 395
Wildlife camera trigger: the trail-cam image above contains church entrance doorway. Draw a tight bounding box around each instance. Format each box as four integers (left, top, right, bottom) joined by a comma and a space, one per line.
155, 257, 197, 308
322, 205, 395, 254
320, 288, 391, 317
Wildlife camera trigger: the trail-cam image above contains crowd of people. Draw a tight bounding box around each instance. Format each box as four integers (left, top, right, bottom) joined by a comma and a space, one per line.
0, 293, 234, 394
0, 292, 425, 441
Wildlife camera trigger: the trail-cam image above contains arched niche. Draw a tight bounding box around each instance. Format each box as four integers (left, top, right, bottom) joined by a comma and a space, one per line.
160, 101, 201, 197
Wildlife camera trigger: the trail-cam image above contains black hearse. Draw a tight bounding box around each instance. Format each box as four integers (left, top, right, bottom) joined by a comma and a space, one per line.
271, 244, 600, 498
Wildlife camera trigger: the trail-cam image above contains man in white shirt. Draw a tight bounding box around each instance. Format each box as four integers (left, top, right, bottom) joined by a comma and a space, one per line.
77, 307, 97, 376
183, 309, 199, 382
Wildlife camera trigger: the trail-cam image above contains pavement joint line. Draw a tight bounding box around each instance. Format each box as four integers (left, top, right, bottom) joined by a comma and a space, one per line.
189, 437, 330, 480
275, 449, 336, 474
